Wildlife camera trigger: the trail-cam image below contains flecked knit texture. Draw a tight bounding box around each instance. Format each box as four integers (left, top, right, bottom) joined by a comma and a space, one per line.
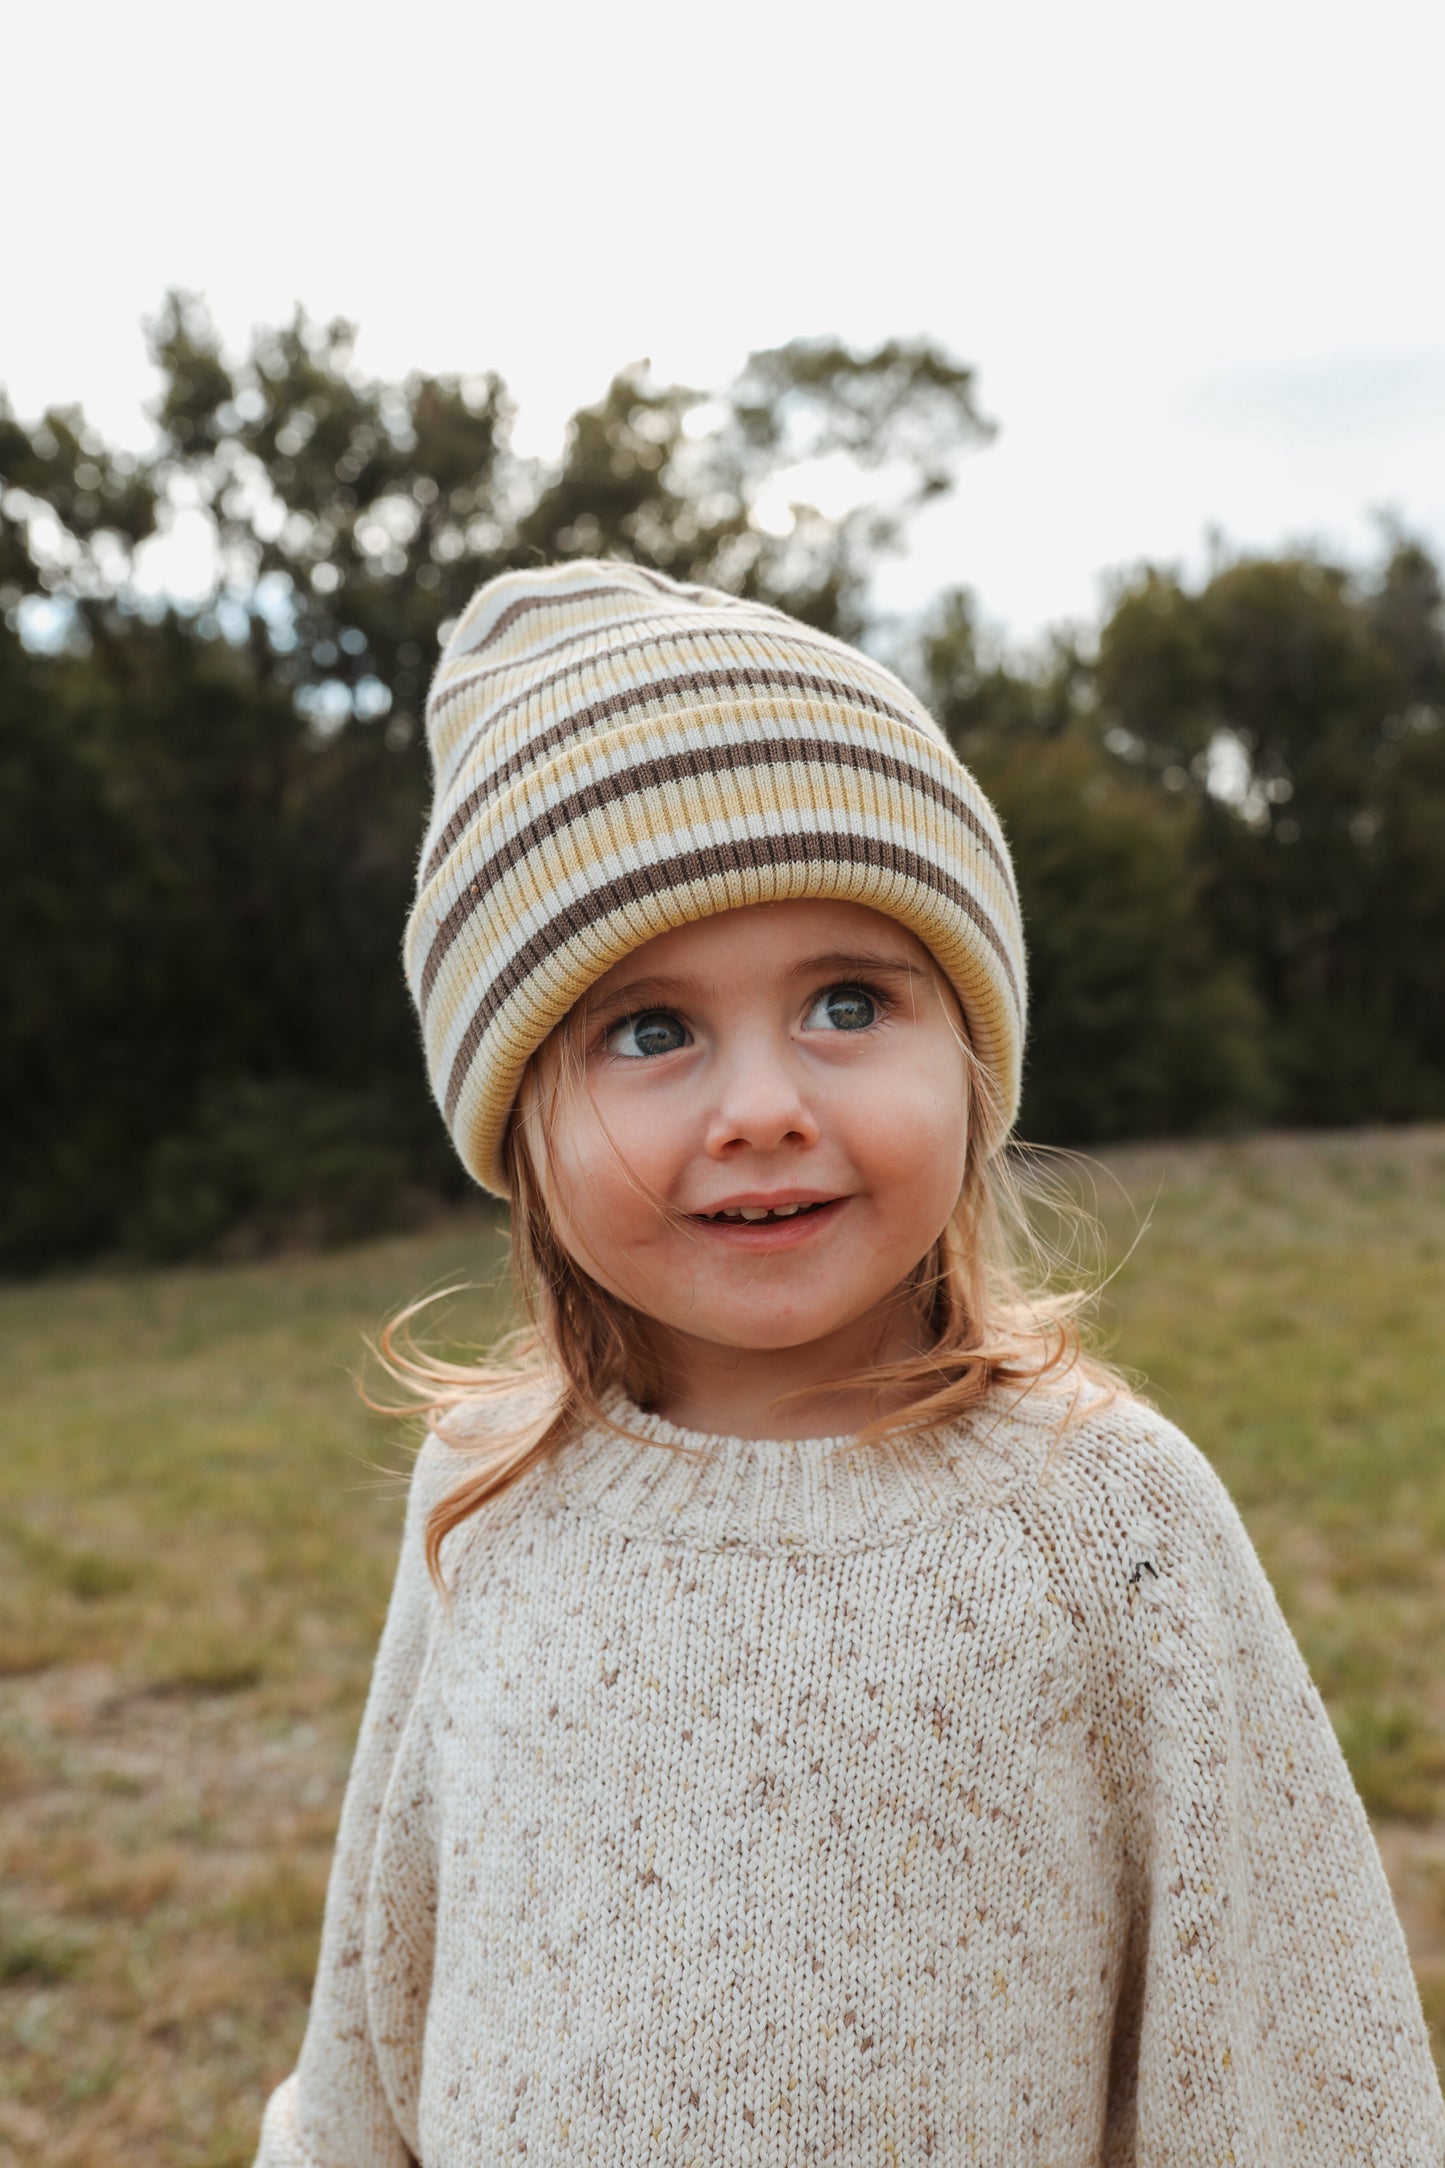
403, 559, 1026, 1194
255, 1389, 1443, 2165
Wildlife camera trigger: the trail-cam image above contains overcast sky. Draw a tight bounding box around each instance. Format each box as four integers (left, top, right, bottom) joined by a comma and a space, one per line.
7, 0, 1443, 645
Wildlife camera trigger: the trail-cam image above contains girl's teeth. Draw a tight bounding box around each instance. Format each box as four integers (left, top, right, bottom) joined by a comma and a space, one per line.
716, 1203, 810, 1222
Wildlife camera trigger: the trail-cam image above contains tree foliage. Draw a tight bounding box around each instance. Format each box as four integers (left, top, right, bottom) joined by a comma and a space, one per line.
0, 303, 995, 1267
1095, 538, 1445, 1119
3, 300, 1443, 1270
920, 594, 1271, 1142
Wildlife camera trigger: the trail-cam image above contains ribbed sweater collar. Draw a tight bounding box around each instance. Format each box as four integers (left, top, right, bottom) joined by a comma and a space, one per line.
536, 1387, 1074, 1555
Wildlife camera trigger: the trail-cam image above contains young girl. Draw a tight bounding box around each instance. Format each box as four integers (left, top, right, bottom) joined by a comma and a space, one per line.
255, 560, 1443, 2165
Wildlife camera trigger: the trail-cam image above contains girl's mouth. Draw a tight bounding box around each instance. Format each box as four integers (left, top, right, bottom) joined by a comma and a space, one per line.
688, 1197, 846, 1243
696, 1200, 830, 1224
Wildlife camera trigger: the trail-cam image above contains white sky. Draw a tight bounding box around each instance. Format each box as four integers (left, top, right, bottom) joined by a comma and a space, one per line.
6, 0, 1443, 646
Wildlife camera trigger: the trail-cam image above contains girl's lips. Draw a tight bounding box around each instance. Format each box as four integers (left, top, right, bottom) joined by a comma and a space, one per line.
686, 1197, 848, 1248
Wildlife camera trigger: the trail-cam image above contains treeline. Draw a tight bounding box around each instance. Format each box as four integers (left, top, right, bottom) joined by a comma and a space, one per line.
3, 296, 1443, 1271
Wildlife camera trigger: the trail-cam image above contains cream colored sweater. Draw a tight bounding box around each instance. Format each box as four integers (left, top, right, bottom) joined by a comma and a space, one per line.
255, 1387, 1444, 2165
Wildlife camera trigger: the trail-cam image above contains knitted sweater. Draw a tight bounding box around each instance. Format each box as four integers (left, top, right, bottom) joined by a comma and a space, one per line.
255, 1386, 1444, 2166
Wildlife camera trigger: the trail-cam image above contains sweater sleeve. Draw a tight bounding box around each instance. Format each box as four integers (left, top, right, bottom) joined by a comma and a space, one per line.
254, 1432, 457, 2168
1041, 1401, 1445, 2167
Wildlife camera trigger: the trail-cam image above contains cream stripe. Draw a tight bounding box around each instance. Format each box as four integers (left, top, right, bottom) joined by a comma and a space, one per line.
428, 619, 932, 792
447, 570, 645, 659
432, 614, 662, 727
441, 578, 804, 680
412, 697, 998, 950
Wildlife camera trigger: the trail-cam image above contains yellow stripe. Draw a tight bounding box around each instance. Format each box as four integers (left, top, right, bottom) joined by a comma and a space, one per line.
411, 692, 985, 955
417, 756, 1021, 1061
428, 628, 941, 786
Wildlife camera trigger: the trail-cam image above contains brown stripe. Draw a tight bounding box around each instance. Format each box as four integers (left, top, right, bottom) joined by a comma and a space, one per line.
439, 830, 1022, 1126
419, 731, 1017, 1007
628, 563, 713, 602
429, 596, 855, 731
428, 611, 797, 763
452, 581, 641, 662
421, 660, 942, 885
627, 563, 766, 614
431, 610, 746, 732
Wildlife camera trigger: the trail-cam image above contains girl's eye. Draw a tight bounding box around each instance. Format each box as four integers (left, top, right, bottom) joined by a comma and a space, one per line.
805, 983, 880, 1033
605, 1010, 690, 1059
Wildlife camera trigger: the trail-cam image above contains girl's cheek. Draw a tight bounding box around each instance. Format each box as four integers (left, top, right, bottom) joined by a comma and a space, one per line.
859, 1111, 968, 1229
847, 1052, 966, 1153
556, 1107, 686, 1248
594, 1081, 694, 1176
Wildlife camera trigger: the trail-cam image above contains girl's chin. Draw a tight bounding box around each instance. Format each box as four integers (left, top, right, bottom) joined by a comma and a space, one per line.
649, 1298, 889, 1355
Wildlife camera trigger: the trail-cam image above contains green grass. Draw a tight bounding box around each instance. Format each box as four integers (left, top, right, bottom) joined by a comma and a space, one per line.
0, 1209, 511, 1698
1084, 1127, 1445, 1827
0, 1206, 510, 2165
1, 1132, 1443, 2158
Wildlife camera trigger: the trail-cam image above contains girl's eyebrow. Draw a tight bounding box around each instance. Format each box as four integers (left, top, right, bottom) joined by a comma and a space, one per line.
786, 949, 929, 982
588, 950, 928, 1016
583, 973, 693, 1016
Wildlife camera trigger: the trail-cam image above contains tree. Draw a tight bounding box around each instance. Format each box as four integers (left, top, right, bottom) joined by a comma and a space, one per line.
1, 304, 994, 1266
919, 590, 1269, 1142
1094, 537, 1445, 1121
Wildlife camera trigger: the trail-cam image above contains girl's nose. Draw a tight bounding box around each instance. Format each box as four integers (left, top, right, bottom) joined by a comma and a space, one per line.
702, 1041, 821, 1157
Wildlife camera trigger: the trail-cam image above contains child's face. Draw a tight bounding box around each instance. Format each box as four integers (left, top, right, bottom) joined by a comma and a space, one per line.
523, 899, 971, 1379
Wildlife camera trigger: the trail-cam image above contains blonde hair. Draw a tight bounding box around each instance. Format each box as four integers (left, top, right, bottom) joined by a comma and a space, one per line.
372, 991, 1139, 1590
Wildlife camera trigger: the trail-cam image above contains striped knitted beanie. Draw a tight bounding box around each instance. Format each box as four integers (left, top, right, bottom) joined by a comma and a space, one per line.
404, 559, 1026, 1196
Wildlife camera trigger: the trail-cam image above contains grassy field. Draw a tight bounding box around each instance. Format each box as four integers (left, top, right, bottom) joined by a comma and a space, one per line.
2, 1126, 1443, 2160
